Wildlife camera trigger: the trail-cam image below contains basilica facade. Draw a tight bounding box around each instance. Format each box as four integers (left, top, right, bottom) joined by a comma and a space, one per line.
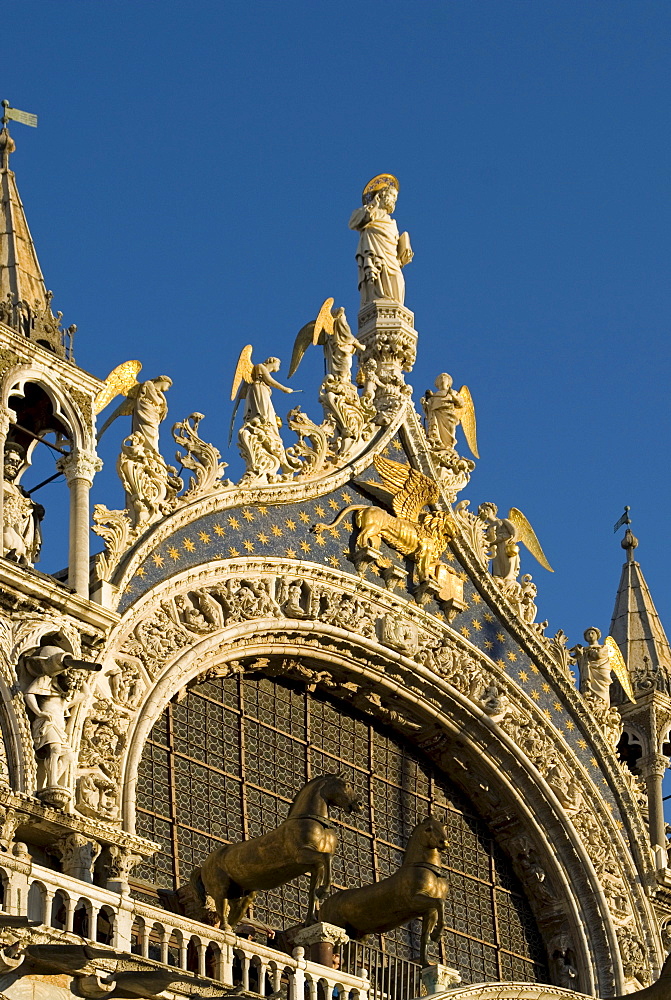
0, 127, 669, 1000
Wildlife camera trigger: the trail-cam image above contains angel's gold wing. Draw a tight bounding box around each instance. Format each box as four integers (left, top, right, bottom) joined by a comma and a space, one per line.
605, 636, 635, 702
508, 508, 554, 572
312, 297, 335, 345
373, 454, 439, 522
94, 360, 142, 415
289, 322, 315, 378
457, 385, 479, 459
230, 345, 254, 401
289, 298, 335, 377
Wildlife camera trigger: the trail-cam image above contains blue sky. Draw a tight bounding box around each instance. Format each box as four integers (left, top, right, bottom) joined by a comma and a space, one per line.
5, 1, 671, 784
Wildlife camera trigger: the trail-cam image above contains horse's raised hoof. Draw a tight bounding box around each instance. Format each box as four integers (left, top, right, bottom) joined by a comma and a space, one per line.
315, 887, 329, 900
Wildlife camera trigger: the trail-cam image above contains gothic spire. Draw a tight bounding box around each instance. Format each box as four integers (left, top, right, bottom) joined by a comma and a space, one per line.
609, 528, 671, 683
0, 125, 73, 358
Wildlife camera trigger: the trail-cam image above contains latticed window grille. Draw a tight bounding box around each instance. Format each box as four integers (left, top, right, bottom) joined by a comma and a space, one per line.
135, 673, 548, 984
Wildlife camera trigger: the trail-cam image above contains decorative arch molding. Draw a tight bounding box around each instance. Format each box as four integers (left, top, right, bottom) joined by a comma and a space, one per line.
88, 561, 660, 996
1, 363, 91, 451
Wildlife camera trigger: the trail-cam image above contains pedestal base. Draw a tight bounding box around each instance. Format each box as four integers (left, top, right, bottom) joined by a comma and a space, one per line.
37, 786, 72, 810
293, 921, 350, 968
421, 963, 462, 994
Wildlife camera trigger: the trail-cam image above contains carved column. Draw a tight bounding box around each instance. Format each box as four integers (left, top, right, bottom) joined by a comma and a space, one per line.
103, 845, 141, 894
0, 405, 13, 559
640, 752, 669, 865
57, 448, 102, 598
52, 832, 101, 883
357, 301, 417, 423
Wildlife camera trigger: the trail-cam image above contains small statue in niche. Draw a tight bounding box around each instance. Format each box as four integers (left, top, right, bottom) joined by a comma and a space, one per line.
18, 635, 101, 800
356, 357, 384, 402
349, 174, 413, 306
2, 442, 44, 567
230, 347, 295, 484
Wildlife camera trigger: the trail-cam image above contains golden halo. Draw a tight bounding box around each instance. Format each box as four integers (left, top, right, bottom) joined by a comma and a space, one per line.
362, 173, 400, 203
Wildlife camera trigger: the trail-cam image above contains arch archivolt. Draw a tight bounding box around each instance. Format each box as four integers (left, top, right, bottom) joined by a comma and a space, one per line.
83, 558, 659, 996
1, 364, 91, 451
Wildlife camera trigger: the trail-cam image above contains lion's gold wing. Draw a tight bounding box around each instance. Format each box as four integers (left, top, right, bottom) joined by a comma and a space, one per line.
94, 360, 142, 415
457, 385, 479, 459
230, 345, 254, 401
373, 454, 439, 522
508, 508, 554, 572
605, 636, 635, 702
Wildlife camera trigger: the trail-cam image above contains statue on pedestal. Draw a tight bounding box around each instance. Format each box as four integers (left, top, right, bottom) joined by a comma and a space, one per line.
230, 347, 295, 484
349, 174, 413, 306
2, 442, 43, 567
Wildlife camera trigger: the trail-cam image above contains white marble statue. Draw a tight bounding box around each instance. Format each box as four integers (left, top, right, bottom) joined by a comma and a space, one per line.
2, 442, 44, 567
96, 361, 172, 457
349, 174, 413, 306
19, 635, 100, 795
570, 627, 613, 704
289, 299, 364, 382
421, 374, 479, 458
478, 502, 553, 584
230, 347, 295, 483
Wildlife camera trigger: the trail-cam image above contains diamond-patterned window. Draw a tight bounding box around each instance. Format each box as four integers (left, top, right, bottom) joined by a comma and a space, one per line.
135, 674, 548, 985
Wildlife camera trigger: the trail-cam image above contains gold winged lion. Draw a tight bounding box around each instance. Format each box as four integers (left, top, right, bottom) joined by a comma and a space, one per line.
315, 454, 455, 583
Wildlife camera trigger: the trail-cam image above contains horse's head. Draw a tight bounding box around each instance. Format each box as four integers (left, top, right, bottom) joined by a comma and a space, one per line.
319, 773, 363, 815
417, 816, 449, 852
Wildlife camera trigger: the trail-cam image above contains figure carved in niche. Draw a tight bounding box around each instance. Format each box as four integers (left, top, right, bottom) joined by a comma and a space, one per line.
349, 174, 413, 306
2, 442, 44, 567
570, 628, 635, 705
230, 347, 295, 484
421, 374, 479, 459
18, 635, 100, 802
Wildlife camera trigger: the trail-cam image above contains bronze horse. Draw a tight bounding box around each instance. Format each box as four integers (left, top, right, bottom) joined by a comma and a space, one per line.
319, 816, 449, 967
611, 952, 671, 1000
190, 774, 362, 929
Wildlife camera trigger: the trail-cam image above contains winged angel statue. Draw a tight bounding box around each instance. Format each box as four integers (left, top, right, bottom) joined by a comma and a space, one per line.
317, 454, 455, 585
94, 362, 180, 531
570, 627, 635, 704
229, 346, 295, 483
289, 298, 364, 382
95, 362, 172, 453
421, 373, 479, 459
477, 503, 553, 583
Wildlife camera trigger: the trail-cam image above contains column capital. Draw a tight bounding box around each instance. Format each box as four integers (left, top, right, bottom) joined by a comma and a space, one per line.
640, 752, 669, 780
57, 448, 102, 487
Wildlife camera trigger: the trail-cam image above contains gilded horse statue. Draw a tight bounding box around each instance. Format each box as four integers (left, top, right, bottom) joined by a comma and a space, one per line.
319, 816, 449, 966
190, 774, 362, 929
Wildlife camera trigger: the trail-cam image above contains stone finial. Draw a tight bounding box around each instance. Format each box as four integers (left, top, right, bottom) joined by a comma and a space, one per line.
622, 527, 639, 560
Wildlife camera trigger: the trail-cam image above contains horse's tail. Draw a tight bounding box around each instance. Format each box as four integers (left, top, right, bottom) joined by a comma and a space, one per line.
312, 505, 368, 533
